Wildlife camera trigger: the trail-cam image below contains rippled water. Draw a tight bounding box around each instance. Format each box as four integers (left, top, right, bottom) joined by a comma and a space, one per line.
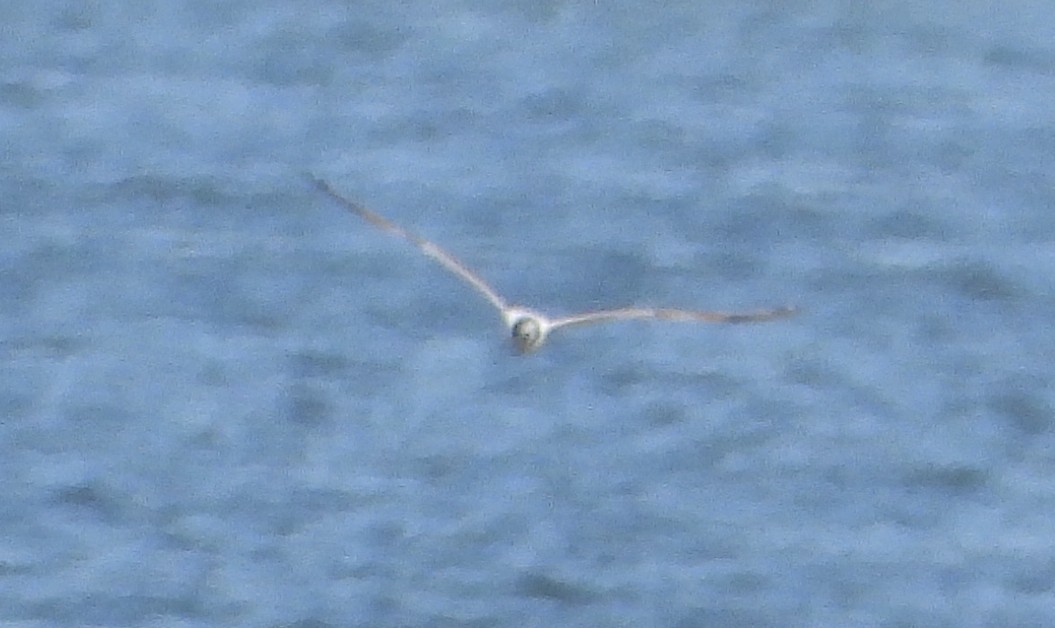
3, 2, 1055, 626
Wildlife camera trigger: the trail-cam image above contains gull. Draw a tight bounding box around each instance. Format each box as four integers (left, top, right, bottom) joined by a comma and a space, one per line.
310, 177, 796, 354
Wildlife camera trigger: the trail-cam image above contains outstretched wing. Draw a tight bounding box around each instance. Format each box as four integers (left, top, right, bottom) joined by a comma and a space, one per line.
550, 305, 797, 330
310, 177, 509, 314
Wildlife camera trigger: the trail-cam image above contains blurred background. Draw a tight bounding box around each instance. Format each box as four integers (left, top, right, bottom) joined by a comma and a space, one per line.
3, 1, 1054, 625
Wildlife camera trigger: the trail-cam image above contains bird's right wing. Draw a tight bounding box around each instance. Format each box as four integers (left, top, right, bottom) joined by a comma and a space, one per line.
310, 177, 509, 314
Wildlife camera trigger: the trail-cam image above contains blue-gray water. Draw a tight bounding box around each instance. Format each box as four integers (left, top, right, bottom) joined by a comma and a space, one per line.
4, 2, 1055, 626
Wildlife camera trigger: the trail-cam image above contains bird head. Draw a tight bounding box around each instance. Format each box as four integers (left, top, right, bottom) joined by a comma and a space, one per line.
511, 316, 545, 353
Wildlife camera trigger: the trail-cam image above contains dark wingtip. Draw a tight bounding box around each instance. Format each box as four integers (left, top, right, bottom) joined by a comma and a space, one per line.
727, 305, 799, 323
303, 172, 329, 192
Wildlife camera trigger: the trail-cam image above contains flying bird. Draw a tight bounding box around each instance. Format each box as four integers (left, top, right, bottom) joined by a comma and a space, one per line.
310, 177, 796, 354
